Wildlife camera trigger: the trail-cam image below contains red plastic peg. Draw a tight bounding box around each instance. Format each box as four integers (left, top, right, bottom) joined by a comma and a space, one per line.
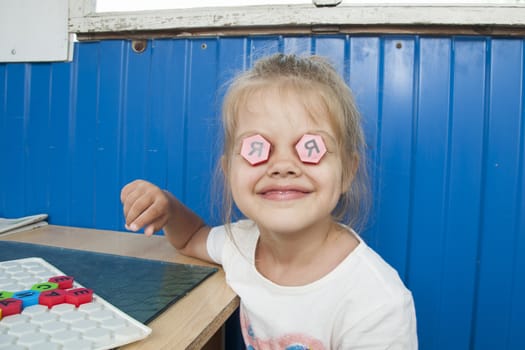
39, 289, 66, 309
240, 134, 271, 165
0, 298, 23, 317
295, 134, 327, 164
65, 288, 93, 307
49, 276, 74, 289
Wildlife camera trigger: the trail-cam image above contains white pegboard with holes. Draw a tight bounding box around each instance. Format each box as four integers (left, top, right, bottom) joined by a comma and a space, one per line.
0, 258, 151, 350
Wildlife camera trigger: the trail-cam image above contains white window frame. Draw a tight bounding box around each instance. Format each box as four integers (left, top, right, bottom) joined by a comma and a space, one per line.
69, 0, 525, 37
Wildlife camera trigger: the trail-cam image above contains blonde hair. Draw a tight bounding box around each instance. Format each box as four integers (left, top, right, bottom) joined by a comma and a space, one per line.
218, 53, 370, 231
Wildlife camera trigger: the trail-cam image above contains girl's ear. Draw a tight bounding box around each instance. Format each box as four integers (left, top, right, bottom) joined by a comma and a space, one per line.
341, 152, 359, 193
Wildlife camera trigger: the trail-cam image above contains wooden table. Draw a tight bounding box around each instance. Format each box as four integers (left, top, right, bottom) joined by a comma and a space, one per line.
1, 225, 239, 350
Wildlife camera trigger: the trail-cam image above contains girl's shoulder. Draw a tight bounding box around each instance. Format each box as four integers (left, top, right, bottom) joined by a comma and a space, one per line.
225, 219, 259, 241
209, 220, 259, 260
336, 225, 409, 296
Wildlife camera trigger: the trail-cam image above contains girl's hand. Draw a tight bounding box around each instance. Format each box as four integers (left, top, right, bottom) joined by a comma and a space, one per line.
120, 180, 172, 236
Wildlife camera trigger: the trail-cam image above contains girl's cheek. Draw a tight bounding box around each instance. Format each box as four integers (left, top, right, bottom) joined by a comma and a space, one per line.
231, 158, 267, 181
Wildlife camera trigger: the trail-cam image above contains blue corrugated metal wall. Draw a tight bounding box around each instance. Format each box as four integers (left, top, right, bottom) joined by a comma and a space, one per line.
1, 35, 524, 349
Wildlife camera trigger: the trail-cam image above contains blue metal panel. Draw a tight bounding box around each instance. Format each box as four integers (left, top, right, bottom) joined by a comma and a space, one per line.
119, 40, 149, 194
26, 63, 50, 218
1, 35, 524, 349
409, 37, 452, 350
249, 36, 281, 63
0, 64, 4, 212
48, 61, 73, 226
94, 40, 126, 229
445, 38, 488, 350
474, 38, 524, 350
2, 64, 27, 216
346, 36, 381, 242
510, 131, 525, 350
374, 37, 416, 279
184, 39, 221, 220
70, 42, 99, 227
164, 39, 191, 204
313, 36, 347, 77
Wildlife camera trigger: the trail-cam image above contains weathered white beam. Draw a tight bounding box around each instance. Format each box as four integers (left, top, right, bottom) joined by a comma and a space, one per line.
69, 4, 525, 34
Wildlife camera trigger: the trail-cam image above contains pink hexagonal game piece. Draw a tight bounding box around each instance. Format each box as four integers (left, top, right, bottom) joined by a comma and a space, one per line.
240, 134, 271, 165
295, 134, 327, 164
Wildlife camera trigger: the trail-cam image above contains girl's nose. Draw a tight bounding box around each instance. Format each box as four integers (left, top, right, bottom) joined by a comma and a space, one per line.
266, 149, 302, 177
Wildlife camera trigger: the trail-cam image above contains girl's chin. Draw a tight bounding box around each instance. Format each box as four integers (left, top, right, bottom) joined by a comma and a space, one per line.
252, 218, 323, 236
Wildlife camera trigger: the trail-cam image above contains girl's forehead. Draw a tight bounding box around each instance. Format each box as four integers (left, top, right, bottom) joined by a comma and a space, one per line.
235, 84, 334, 132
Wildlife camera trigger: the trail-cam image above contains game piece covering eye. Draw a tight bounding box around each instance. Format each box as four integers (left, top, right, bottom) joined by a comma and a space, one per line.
241, 134, 271, 165
295, 134, 327, 164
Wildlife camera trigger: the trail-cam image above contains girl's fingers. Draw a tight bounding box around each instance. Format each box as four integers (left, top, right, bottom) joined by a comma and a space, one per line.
120, 180, 146, 205
144, 224, 156, 236
133, 212, 167, 236
124, 192, 154, 228
121, 180, 169, 235
128, 196, 169, 234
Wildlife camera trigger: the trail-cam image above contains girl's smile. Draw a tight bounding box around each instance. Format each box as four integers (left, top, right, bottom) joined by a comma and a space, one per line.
257, 185, 312, 201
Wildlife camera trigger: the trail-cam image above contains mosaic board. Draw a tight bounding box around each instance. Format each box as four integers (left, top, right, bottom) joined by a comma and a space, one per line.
0, 258, 152, 350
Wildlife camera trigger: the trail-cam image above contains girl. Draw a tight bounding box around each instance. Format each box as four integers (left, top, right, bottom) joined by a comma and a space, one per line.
121, 53, 417, 349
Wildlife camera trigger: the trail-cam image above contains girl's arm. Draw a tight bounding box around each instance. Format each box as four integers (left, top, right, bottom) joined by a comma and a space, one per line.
120, 179, 213, 263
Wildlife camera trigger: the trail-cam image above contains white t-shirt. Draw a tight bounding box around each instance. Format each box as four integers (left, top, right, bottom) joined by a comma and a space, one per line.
207, 220, 418, 350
